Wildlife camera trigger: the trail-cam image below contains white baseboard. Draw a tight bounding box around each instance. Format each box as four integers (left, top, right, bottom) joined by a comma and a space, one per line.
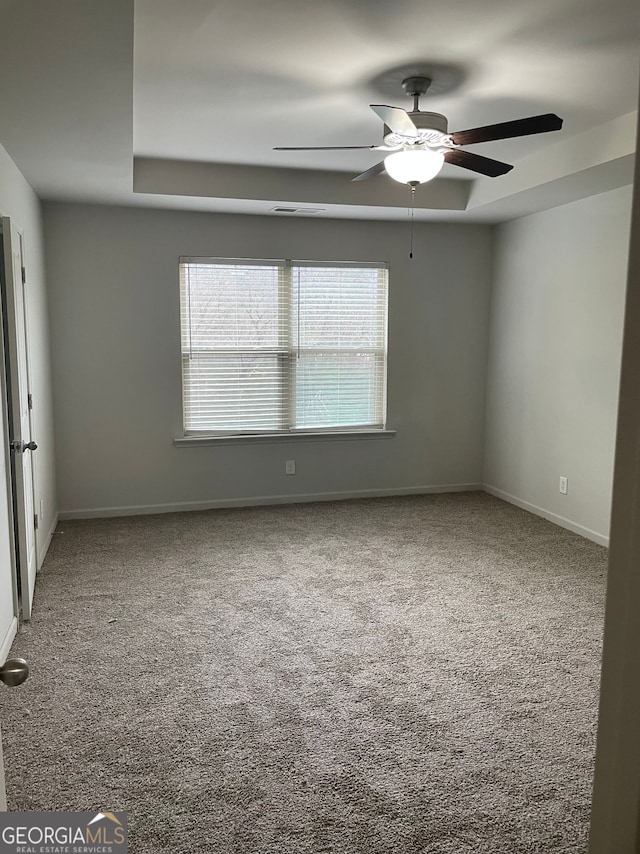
0, 616, 18, 664
483, 484, 609, 547
57, 485, 608, 547
37, 512, 59, 569
58, 483, 483, 520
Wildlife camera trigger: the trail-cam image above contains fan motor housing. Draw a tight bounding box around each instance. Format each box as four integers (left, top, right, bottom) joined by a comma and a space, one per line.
409, 111, 448, 133
383, 111, 449, 146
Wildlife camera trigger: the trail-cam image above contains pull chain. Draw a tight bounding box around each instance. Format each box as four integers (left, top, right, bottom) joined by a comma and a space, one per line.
408, 184, 417, 259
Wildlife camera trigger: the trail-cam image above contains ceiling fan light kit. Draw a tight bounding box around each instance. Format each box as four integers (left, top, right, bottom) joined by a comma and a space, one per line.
384, 149, 445, 184
274, 74, 563, 186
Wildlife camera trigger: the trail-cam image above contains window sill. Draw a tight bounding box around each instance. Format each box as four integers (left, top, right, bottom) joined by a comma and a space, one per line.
173, 429, 396, 447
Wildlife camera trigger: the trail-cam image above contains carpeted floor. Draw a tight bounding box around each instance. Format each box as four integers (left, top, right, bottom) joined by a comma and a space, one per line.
0, 492, 606, 853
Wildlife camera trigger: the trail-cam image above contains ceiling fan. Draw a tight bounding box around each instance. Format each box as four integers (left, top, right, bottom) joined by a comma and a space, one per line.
274, 76, 563, 185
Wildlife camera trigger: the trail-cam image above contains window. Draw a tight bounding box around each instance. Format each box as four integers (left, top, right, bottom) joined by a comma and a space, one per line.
179, 257, 388, 436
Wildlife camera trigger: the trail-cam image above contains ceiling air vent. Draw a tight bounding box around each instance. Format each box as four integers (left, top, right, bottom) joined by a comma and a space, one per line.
270, 206, 325, 215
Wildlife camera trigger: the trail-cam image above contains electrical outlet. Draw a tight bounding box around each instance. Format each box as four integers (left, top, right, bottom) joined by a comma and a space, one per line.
285, 459, 296, 475
559, 476, 568, 495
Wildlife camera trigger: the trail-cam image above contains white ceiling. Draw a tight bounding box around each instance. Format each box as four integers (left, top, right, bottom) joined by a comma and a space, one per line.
0, 0, 638, 222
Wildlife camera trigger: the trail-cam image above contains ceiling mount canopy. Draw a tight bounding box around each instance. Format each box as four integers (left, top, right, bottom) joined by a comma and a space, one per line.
369, 61, 468, 101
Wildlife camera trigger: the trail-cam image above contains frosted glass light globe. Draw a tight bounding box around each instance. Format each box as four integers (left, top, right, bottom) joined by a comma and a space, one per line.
384, 149, 445, 184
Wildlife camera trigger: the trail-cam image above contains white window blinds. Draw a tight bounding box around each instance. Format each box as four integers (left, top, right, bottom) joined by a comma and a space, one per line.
179, 257, 388, 435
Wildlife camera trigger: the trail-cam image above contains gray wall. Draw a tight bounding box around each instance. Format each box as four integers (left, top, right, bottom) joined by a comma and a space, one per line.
483, 185, 633, 544
43, 203, 494, 517
0, 143, 57, 562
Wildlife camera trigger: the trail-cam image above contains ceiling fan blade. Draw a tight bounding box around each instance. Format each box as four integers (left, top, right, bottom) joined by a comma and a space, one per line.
351, 161, 386, 182
444, 148, 513, 177
449, 113, 563, 146
273, 145, 379, 151
370, 105, 417, 136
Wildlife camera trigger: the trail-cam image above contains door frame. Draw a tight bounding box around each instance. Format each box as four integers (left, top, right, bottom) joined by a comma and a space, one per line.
0, 216, 36, 622
0, 218, 21, 813
0, 221, 19, 649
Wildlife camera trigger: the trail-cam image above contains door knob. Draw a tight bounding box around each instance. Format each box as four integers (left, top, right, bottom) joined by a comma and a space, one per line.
9, 440, 37, 453
0, 658, 29, 687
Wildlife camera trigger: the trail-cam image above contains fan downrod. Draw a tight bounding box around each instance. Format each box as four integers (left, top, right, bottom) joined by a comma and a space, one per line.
402, 76, 432, 111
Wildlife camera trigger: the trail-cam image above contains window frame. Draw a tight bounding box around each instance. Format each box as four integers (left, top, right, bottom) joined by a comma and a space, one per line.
178, 256, 390, 441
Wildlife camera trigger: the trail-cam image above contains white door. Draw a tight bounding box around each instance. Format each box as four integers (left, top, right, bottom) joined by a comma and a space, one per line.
2, 218, 37, 620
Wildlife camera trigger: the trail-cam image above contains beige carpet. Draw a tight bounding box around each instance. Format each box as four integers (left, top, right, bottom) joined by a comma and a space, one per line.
0, 492, 606, 853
